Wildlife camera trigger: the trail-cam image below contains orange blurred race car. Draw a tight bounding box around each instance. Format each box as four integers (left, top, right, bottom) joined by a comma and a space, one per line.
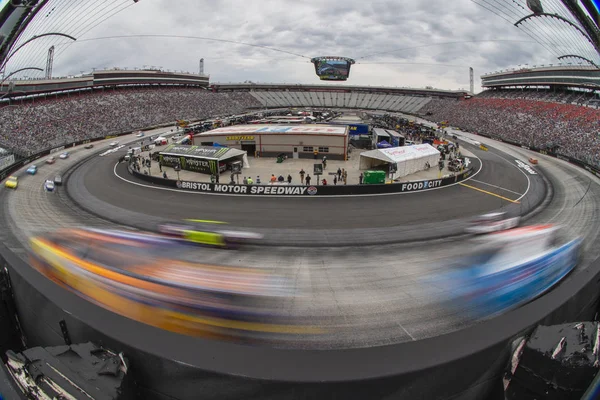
29, 228, 321, 343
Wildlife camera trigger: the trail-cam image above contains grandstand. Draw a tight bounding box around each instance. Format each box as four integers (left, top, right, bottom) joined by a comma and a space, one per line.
419, 95, 600, 169
0, 89, 261, 156
212, 83, 467, 114
0, 69, 209, 98
1, 73, 598, 172
480, 65, 600, 108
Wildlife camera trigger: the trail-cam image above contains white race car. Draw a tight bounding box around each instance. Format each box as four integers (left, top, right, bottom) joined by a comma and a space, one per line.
109, 141, 119, 147
465, 212, 520, 234
43, 180, 55, 192
59, 152, 69, 159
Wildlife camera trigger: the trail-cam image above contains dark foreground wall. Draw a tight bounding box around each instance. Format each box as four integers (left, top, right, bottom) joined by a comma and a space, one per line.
0, 242, 599, 400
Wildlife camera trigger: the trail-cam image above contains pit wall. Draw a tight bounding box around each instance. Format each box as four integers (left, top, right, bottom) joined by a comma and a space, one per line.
127, 162, 476, 196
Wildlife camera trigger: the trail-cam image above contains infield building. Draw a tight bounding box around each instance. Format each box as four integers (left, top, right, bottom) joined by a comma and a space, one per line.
193, 124, 349, 160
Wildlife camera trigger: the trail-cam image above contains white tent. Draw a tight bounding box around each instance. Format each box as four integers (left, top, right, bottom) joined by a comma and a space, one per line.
359, 144, 441, 178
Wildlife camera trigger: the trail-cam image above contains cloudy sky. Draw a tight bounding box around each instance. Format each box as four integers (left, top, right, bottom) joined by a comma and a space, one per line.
3, 0, 575, 92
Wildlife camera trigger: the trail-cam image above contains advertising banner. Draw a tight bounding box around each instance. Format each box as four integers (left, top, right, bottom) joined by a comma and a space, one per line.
160, 155, 220, 175
176, 181, 317, 196
348, 124, 369, 135
130, 164, 475, 196
161, 144, 230, 159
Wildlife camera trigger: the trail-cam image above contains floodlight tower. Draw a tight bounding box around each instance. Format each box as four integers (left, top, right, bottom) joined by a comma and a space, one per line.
469, 67, 474, 94
45, 45, 54, 79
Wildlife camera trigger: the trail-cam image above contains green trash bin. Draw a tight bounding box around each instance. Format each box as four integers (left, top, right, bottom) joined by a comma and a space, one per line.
363, 170, 386, 184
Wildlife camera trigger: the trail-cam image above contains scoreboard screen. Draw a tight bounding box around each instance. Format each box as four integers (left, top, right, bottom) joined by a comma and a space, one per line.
311, 56, 355, 81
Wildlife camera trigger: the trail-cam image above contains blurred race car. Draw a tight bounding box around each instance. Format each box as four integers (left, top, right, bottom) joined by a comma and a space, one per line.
46, 156, 56, 164
427, 224, 582, 319
43, 180, 55, 192
4, 176, 18, 189
465, 212, 520, 234
136, 131, 145, 137
29, 228, 320, 343
26, 165, 37, 175
84, 144, 94, 149
109, 141, 119, 147
54, 175, 63, 186
59, 152, 69, 159
158, 219, 264, 248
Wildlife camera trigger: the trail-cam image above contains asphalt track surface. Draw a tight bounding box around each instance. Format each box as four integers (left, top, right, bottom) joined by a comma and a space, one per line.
77, 144, 527, 230
1, 129, 600, 350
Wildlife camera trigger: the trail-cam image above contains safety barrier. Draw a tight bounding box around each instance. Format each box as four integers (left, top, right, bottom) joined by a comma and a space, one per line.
0, 239, 598, 400
127, 161, 476, 196
475, 133, 600, 179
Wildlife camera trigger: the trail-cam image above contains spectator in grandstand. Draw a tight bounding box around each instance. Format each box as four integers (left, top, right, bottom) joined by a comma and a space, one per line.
0, 88, 262, 156
418, 96, 600, 168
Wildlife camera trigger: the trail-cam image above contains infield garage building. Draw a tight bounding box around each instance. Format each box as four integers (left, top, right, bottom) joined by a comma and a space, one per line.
193, 124, 349, 160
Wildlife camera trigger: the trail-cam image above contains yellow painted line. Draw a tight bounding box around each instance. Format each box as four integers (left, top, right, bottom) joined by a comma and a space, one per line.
459, 182, 520, 204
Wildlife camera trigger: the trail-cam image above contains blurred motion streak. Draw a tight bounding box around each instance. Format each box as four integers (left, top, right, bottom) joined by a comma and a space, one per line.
425, 225, 582, 319
158, 220, 264, 248
28, 228, 324, 345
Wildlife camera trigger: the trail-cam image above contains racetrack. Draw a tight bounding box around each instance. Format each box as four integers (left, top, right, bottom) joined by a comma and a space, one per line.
78, 143, 528, 230
2, 128, 599, 350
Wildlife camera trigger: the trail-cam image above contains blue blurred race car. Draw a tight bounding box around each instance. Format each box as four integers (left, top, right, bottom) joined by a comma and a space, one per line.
427, 225, 582, 319
43, 180, 55, 192
26, 165, 37, 175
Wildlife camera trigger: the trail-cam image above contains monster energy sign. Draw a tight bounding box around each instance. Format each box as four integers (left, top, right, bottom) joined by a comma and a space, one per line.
159, 145, 230, 175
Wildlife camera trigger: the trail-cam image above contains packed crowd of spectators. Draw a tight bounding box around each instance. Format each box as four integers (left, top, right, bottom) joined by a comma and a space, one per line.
477, 89, 600, 108
0, 87, 262, 155
419, 96, 600, 168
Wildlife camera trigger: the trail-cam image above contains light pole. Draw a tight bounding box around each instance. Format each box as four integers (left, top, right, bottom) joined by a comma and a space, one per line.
0, 33, 76, 73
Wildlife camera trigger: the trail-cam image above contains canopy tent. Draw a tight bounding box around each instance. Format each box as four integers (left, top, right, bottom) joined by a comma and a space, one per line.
159, 144, 250, 175
359, 144, 441, 178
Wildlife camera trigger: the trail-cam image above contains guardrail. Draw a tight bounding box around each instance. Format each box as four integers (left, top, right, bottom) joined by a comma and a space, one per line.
127, 162, 476, 196
0, 239, 599, 400
473, 133, 600, 179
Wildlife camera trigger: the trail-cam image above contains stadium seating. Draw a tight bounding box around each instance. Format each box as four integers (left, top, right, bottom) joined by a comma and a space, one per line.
2, 85, 598, 170
249, 91, 432, 114
420, 96, 600, 168
0, 88, 262, 155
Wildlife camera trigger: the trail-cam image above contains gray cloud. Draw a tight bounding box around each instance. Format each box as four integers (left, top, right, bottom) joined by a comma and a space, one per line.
4, 0, 571, 93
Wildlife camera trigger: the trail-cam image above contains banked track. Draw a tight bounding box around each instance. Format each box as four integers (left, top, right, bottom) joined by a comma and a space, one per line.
1, 129, 600, 399
3, 132, 600, 345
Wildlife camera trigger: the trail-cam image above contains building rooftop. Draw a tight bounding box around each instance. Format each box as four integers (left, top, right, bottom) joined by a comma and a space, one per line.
198, 124, 349, 136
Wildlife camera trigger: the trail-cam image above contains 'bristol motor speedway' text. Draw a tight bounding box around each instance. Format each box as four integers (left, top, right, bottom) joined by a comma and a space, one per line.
177, 181, 314, 195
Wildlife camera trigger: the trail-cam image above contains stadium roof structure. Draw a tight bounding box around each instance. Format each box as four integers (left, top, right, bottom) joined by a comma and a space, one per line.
481, 64, 600, 89
0, 69, 209, 98
472, 0, 600, 68
210, 83, 467, 99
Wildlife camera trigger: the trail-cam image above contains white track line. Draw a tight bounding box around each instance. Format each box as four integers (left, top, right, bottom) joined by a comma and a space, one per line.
113, 153, 484, 199
485, 150, 531, 202
468, 179, 524, 196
